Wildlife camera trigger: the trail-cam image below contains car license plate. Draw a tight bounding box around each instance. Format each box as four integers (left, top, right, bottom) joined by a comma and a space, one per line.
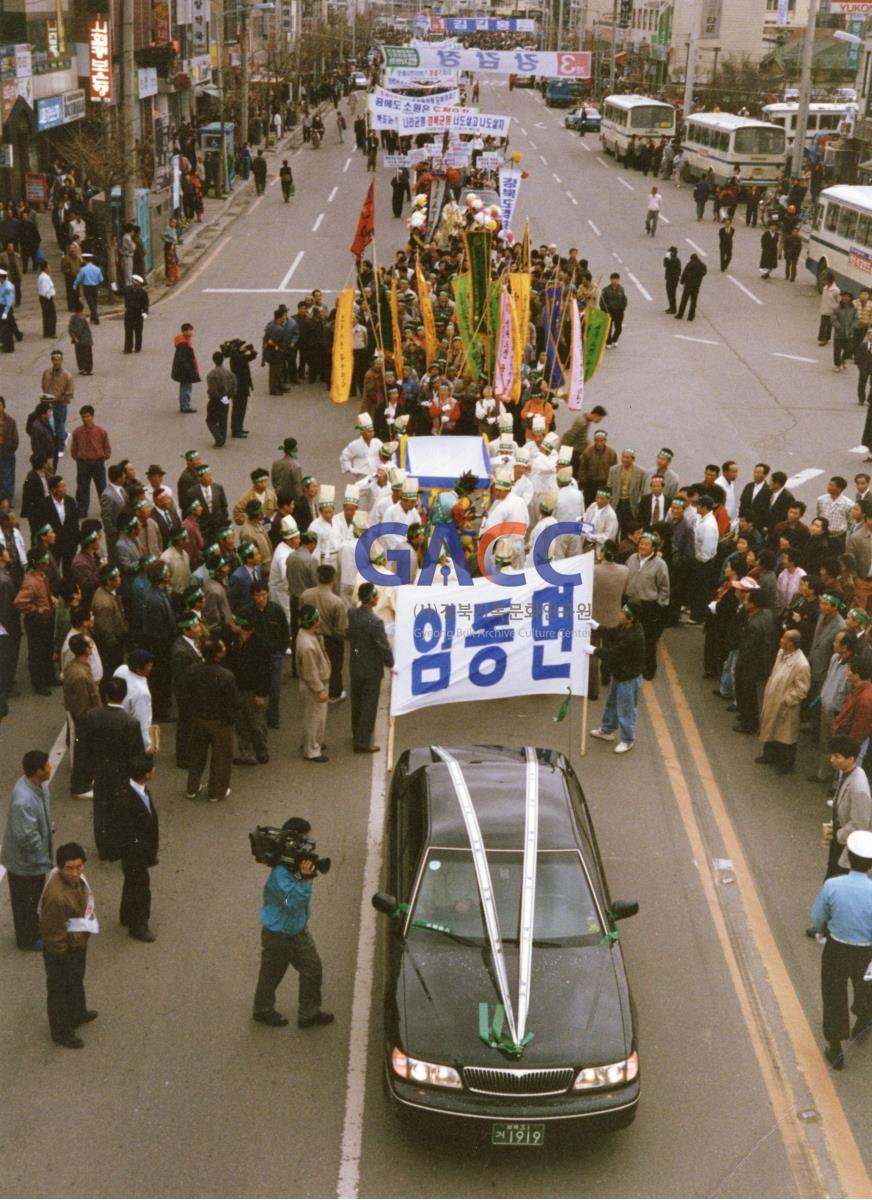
491, 1121, 545, 1147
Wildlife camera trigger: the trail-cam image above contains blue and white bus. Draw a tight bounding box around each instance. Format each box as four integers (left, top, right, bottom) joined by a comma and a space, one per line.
806, 185, 872, 292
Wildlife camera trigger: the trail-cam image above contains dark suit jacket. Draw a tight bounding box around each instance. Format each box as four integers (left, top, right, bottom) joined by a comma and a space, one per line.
76, 704, 144, 788
295, 495, 319, 533
739, 480, 772, 529
35, 492, 79, 569
22, 469, 50, 528
171, 635, 202, 698
110, 781, 159, 866
348, 606, 394, 680
190, 483, 229, 535
764, 488, 795, 535
152, 504, 182, 550
638, 493, 670, 529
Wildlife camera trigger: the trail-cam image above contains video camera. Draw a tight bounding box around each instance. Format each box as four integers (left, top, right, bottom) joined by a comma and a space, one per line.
249, 826, 331, 877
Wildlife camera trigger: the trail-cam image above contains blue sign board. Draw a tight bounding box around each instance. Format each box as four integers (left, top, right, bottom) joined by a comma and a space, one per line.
36, 95, 64, 131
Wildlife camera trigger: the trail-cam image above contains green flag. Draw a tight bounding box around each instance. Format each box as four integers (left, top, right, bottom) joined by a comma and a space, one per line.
583, 307, 611, 382
553, 688, 571, 723
452, 273, 483, 380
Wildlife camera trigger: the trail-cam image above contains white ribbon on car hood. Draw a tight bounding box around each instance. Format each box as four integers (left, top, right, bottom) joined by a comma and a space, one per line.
431, 745, 539, 1056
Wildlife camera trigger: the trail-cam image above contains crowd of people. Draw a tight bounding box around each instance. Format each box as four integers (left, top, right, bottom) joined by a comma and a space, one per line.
1, 58, 870, 1070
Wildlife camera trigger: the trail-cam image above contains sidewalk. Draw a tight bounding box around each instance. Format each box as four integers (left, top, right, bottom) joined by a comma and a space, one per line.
15, 110, 323, 332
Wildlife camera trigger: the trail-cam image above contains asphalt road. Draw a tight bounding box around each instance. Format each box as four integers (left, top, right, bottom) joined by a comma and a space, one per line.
1, 82, 871, 1200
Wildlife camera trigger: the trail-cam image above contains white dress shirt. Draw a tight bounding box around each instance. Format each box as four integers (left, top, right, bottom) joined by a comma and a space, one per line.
114, 665, 153, 750
694, 511, 719, 563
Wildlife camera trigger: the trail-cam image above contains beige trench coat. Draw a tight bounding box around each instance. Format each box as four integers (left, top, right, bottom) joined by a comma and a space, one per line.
759, 648, 811, 745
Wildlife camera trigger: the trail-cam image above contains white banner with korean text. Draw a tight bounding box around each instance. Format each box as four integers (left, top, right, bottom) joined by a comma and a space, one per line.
390, 554, 594, 716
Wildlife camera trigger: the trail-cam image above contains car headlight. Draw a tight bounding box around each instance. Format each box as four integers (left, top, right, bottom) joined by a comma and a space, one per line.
573, 1050, 639, 1090
391, 1047, 462, 1089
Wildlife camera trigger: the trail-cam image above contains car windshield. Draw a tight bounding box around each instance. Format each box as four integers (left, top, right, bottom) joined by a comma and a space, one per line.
411, 849, 604, 946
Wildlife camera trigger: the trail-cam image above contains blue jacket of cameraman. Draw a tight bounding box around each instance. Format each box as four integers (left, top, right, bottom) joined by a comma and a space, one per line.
260, 865, 312, 936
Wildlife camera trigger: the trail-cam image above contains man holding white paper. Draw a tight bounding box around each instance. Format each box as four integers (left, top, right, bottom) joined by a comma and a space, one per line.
39, 842, 99, 1049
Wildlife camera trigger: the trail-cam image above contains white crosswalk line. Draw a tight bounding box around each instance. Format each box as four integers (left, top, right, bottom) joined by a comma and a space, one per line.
727, 275, 764, 306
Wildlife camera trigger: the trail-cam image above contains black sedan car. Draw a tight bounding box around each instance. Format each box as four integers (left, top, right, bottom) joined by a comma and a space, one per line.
373, 745, 640, 1145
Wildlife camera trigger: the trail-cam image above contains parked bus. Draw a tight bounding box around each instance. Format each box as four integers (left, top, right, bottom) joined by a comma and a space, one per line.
681, 113, 786, 187
762, 102, 855, 149
806, 185, 872, 293
599, 95, 676, 161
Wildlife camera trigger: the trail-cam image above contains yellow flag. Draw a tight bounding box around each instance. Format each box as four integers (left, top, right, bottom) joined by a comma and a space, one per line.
389, 274, 405, 379
521, 221, 530, 272
330, 287, 355, 405
416, 262, 437, 366
509, 272, 531, 390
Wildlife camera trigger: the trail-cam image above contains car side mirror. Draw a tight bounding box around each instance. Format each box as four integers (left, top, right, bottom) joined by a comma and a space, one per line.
372, 892, 399, 916
610, 900, 639, 921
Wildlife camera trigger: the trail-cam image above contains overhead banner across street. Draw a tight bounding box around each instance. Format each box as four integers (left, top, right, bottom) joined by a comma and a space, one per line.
382, 45, 592, 78
390, 556, 594, 716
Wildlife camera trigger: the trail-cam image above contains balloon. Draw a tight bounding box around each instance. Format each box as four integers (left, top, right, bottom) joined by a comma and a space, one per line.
511, 151, 522, 164
414, 194, 427, 207
465, 192, 478, 207
409, 212, 426, 228
505, 231, 516, 245
484, 218, 497, 232
473, 211, 486, 226
472, 197, 484, 210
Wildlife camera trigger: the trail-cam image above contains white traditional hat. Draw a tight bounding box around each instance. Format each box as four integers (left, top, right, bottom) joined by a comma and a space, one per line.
352, 511, 370, 532
356, 412, 374, 431
494, 466, 514, 489
344, 483, 361, 505
539, 491, 558, 513
380, 440, 399, 459
543, 432, 560, 451
388, 466, 406, 489
318, 484, 336, 507
531, 414, 546, 433
847, 829, 872, 858
393, 414, 410, 433
497, 435, 516, 455
401, 476, 419, 499
557, 466, 573, 486
514, 445, 531, 465
280, 515, 300, 537
497, 413, 514, 433
557, 445, 573, 466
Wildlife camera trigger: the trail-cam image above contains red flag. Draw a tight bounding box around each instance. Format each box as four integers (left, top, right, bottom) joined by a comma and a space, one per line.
350, 181, 375, 260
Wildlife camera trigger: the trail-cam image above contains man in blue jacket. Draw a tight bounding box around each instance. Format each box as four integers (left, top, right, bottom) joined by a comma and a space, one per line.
252, 817, 333, 1029
72, 253, 104, 324
0, 750, 53, 949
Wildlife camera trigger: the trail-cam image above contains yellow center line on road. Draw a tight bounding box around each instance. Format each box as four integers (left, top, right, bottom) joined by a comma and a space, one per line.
650, 643, 872, 1199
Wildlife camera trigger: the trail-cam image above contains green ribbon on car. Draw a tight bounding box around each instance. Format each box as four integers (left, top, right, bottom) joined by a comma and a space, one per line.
391, 902, 410, 919
479, 1003, 534, 1058
599, 930, 619, 945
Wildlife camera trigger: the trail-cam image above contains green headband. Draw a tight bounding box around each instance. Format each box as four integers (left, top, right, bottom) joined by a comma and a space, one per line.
849, 608, 869, 626
821, 592, 841, 608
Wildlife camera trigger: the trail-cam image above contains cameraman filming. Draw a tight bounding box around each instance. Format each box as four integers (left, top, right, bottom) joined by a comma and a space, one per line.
252, 817, 333, 1029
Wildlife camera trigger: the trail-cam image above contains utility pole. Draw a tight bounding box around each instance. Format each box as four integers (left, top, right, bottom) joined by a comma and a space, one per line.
609, 0, 617, 89
121, 0, 136, 223
791, 0, 818, 177
217, 3, 227, 196
557, 0, 564, 51
682, 0, 701, 122
240, 2, 250, 152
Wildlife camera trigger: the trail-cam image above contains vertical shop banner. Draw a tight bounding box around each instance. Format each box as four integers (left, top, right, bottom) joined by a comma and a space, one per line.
192, 0, 210, 54
88, 17, 112, 102
498, 167, 522, 234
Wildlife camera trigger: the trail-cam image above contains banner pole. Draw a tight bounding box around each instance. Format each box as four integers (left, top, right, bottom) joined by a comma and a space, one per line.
580, 693, 588, 757
386, 679, 396, 769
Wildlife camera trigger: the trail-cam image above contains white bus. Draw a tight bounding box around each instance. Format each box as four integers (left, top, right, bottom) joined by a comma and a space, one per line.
806, 185, 872, 293
681, 113, 786, 187
599, 95, 676, 161
762, 102, 855, 148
